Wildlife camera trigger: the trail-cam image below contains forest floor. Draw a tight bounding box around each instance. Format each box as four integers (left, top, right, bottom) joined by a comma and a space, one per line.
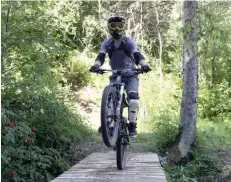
66, 86, 231, 182
214, 150, 231, 182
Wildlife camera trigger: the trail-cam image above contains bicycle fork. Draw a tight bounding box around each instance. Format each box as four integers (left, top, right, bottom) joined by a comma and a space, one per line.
116, 84, 125, 118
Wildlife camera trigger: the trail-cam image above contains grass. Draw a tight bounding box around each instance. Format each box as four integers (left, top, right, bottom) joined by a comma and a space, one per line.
164, 120, 231, 182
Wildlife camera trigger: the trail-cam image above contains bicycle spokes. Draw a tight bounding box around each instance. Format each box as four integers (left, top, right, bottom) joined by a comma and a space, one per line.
101, 85, 119, 147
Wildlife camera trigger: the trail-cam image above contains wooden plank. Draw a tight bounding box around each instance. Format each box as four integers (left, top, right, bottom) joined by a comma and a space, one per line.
51, 152, 167, 182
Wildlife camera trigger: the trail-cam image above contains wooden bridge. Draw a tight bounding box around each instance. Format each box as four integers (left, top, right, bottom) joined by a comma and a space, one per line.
51, 151, 167, 182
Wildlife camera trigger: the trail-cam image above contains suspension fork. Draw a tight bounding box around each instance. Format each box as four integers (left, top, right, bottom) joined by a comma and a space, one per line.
116, 84, 125, 118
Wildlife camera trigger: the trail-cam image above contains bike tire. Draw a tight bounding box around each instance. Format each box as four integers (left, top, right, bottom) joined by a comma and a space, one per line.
101, 85, 119, 147
116, 135, 128, 170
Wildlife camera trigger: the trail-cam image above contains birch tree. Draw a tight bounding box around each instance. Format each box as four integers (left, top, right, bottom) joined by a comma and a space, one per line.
168, 0, 198, 163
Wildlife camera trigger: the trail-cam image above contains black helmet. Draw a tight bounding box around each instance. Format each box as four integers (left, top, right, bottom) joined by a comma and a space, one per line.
107, 15, 125, 40
108, 16, 125, 24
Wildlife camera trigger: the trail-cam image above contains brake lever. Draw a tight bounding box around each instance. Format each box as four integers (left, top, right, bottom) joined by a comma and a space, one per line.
138, 69, 144, 74
97, 70, 105, 74
140, 68, 151, 73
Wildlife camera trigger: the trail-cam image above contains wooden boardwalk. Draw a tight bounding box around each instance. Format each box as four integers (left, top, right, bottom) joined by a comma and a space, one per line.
51, 151, 167, 182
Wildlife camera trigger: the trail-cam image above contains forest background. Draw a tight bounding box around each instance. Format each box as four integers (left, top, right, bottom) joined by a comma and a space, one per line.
1, 1, 231, 182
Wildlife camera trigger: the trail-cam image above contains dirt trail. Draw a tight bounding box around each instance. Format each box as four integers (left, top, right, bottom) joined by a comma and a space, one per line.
76, 87, 101, 129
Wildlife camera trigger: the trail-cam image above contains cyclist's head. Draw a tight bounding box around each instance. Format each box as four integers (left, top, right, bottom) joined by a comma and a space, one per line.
107, 14, 125, 40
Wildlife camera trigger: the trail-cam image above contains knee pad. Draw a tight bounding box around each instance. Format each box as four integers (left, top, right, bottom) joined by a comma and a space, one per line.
128, 91, 139, 100
128, 99, 139, 122
128, 99, 139, 109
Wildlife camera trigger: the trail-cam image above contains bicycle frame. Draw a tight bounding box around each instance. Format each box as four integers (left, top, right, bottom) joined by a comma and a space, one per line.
102, 69, 144, 120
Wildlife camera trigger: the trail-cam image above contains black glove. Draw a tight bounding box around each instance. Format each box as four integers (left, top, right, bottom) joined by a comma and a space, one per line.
89, 64, 100, 72
141, 65, 151, 72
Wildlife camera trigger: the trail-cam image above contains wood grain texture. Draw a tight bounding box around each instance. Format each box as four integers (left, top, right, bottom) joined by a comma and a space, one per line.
51, 152, 167, 182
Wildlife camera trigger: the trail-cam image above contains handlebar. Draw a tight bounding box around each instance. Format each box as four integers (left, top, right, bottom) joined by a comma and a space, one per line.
89, 68, 151, 75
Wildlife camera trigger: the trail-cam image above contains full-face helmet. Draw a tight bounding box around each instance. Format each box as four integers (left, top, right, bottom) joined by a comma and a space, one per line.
107, 15, 126, 40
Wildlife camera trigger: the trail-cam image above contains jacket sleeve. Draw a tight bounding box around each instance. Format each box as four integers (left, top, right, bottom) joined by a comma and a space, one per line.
94, 39, 109, 66
126, 38, 146, 66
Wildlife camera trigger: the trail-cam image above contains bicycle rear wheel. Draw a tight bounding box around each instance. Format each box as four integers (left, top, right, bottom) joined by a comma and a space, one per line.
116, 134, 128, 170
116, 117, 129, 170
101, 85, 119, 147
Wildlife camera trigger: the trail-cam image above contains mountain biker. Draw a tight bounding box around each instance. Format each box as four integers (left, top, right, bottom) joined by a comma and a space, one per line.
89, 15, 151, 137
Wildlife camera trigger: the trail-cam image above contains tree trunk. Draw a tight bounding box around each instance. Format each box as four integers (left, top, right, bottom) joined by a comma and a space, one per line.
168, 0, 198, 164
140, 0, 144, 51
201, 41, 208, 82
155, 4, 163, 91
211, 54, 215, 85
211, 40, 215, 85
98, 0, 101, 19
127, 8, 131, 37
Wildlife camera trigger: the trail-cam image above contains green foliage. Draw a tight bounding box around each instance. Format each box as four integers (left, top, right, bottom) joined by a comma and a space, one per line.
1, 1, 94, 181
149, 115, 179, 153
166, 154, 221, 182
1, 121, 69, 182
197, 1, 231, 84
43, 0, 104, 53
165, 121, 231, 182
1, 76, 92, 181
199, 80, 231, 121
65, 51, 93, 90
138, 70, 182, 151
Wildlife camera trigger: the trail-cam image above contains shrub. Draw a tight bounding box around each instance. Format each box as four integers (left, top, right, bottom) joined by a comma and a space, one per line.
165, 121, 231, 182
65, 51, 92, 90
138, 71, 181, 151
198, 80, 231, 121
1, 72, 93, 181
150, 114, 179, 152
1, 118, 70, 182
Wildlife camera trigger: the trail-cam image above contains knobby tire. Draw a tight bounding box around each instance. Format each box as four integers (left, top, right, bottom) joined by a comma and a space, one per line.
101, 85, 119, 147
116, 134, 128, 170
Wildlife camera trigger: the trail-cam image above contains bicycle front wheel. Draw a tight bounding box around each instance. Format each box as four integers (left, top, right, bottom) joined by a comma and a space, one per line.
101, 85, 119, 147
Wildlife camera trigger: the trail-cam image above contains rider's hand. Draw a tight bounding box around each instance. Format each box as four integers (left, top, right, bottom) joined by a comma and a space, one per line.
141, 65, 151, 72
89, 64, 100, 72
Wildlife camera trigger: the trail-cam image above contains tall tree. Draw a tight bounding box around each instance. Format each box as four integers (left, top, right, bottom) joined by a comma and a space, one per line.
154, 4, 163, 90
168, 0, 198, 163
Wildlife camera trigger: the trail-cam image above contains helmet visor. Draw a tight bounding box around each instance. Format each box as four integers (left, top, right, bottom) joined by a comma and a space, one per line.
108, 22, 125, 31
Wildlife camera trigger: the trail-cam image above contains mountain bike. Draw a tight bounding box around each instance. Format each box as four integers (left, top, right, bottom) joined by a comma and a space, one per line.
90, 68, 149, 170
